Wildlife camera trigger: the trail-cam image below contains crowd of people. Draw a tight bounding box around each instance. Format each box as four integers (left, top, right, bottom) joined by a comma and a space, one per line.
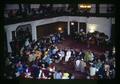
5, 4, 74, 19
4, 32, 115, 79
71, 30, 110, 49
5, 4, 87, 25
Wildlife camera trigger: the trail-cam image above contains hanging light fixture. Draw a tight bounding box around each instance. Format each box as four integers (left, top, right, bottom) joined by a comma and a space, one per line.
79, 4, 92, 9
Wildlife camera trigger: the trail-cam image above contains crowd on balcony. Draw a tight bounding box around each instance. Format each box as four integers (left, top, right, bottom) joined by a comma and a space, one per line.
4, 4, 90, 22
4, 4, 114, 25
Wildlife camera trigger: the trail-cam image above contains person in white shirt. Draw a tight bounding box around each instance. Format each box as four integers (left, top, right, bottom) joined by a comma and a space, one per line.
38, 69, 42, 79
75, 59, 81, 71
89, 64, 97, 77
80, 59, 86, 73
65, 49, 72, 62
25, 38, 30, 47
58, 49, 65, 62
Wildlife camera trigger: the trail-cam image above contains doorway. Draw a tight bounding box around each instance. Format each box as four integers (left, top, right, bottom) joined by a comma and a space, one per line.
36, 22, 67, 39
79, 22, 87, 33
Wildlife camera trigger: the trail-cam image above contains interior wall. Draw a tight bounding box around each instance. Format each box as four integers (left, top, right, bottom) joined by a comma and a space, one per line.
87, 17, 111, 38
5, 16, 112, 52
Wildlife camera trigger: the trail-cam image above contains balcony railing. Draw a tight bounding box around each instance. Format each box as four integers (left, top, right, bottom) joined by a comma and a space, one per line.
4, 8, 115, 25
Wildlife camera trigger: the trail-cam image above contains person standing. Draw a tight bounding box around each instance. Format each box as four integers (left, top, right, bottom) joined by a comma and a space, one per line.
75, 59, 81, 71
58, 49, 65, 62
80, 59, 86, 73
52, 34, 55, 44
65, 49, 72, 62
104, 62, 110, 79
89, 64, 98, 79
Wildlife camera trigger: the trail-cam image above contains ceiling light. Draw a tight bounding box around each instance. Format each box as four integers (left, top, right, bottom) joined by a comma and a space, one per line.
80, 4, 91, 9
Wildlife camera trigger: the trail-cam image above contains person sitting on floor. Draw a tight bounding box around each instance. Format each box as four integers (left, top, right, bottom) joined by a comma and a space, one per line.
53, 70, 62, 79
62, 71, 70, 79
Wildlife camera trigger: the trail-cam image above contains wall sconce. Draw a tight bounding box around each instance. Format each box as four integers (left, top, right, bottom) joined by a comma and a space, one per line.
58, 27, 62, 31
71, 22, 74, 25
88, 24, 97, 33
58, 27, 63, 33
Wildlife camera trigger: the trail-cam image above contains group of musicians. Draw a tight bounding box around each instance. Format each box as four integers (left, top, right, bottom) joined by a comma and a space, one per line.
72, 30, 109, 48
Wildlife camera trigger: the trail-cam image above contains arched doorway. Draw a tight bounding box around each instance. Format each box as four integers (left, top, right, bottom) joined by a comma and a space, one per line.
15, 24, 32, 49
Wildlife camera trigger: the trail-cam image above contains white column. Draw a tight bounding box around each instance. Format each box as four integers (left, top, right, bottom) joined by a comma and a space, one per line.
31, 24, 37, 41
109, 18, 111, 39
6, 29, 12, 52
67, 21, 70, 35
78, 22, 80, 33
